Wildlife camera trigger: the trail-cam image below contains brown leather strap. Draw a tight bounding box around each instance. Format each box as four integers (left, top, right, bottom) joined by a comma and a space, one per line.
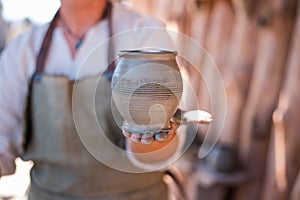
32, 11, 59, 81
104, 1, 116, 79
25, 2, 114, 149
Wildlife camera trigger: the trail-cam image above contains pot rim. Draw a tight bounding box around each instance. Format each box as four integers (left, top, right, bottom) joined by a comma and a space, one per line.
118, 49, 178, 59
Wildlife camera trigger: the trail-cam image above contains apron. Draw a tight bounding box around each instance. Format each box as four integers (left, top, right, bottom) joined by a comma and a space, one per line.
21, 3, 168, 200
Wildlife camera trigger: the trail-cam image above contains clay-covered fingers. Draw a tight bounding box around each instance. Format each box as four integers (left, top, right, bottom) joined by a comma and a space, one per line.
122, 123, 179, 144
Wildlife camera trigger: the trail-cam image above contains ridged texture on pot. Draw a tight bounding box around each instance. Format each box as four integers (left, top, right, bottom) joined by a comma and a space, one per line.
112, 50, 183, 133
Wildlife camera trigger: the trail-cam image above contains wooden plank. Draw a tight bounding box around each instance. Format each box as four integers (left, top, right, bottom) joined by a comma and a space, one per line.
291, 170, 300, 200
234, 0, 298, 199
192, 1, 235, 199
196, 0, 234, 139
261, 2, 300, 199
179, 1, 212, 112
220, 16, 257, 147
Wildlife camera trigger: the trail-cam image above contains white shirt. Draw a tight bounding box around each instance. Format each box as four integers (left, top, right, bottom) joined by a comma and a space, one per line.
0, 3, 183, 175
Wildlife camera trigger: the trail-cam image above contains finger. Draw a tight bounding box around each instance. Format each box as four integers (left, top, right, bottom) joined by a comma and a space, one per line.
131, 133, 141, 143
122, 129, 132, 138
154, 132, 170, 142
170, 121, 179, 131
141, 133, 154, 145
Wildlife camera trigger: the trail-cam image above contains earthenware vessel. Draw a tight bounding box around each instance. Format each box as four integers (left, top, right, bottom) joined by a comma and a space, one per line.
111, 50, 183, 134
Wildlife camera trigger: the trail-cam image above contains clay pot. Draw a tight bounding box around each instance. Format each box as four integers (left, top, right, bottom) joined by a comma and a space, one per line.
111, 50, 183, 134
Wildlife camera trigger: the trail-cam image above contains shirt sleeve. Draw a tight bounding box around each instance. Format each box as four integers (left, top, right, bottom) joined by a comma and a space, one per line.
0, 35, 33, 176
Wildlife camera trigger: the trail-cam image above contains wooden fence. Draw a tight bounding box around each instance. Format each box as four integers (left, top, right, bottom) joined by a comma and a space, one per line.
129, 0, 300, 199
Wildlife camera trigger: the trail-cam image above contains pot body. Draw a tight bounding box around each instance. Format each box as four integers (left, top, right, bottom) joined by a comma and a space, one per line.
111, 50, 183, 133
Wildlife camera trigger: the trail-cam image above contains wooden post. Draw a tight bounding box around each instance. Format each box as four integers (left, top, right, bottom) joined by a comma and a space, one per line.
219, 4, 258, 149
194, 1, 235, 199
261, 2, 300, 199
179, 0, 212, 110
196, 0, 234, 140
235, 0, 298, 199
291, 170, 300, 200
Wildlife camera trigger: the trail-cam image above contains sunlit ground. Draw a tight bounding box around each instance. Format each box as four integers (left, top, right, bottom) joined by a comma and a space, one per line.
0, 158, 32, 200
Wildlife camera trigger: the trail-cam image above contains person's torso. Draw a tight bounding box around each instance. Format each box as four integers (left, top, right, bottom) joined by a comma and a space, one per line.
19, 3, 168, 199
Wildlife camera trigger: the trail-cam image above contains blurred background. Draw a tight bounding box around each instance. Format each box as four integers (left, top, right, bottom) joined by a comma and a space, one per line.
0, 0, 299, 200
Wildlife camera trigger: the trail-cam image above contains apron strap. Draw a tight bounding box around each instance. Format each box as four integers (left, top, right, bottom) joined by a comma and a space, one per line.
103, 1, 116, 79
32, 11, 59, 82
24, 1, 114, 150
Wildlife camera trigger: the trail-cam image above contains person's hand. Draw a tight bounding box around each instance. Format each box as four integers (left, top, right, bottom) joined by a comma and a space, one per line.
125, 122, 180, 164
122, 121, 179, 145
